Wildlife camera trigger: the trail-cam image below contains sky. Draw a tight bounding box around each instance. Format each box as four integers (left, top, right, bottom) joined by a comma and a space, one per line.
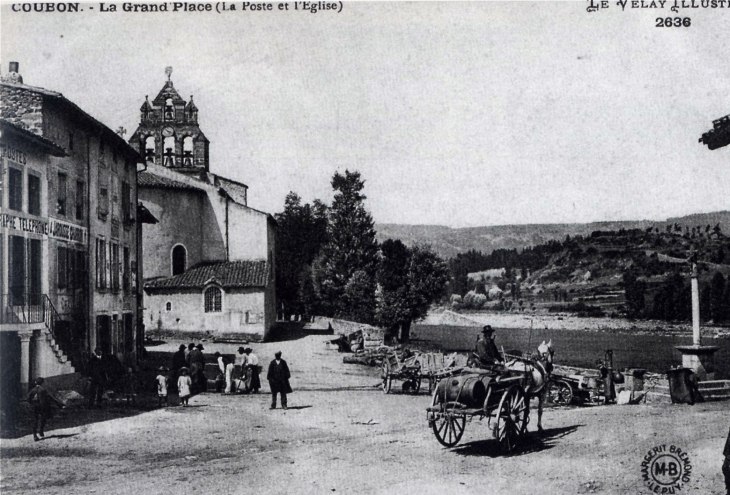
1, 1, 730, 227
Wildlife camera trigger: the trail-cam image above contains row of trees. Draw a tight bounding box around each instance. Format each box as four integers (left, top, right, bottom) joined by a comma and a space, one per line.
275, 170, 449, 342
623, 269, 730, 323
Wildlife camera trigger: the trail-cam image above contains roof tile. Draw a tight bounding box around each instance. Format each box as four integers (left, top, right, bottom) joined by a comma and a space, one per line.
145, 260, 269, 290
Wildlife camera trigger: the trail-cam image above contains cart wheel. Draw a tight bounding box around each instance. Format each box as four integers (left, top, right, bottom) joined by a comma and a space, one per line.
494, 386, 528, 453
547, 380, 573, 406
431, 412, 465, 448
381, 362, 392, 394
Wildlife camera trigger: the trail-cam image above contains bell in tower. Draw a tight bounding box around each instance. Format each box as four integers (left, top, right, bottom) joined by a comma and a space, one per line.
128, 67, 210, 175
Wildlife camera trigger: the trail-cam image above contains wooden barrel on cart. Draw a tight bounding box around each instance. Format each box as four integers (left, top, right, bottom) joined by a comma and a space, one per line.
435, 374, 486, 408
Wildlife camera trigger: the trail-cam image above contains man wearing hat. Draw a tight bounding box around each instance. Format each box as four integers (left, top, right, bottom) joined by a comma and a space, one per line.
267, 351, 292, 409
187, 344, 206, 394
474, 325, 504, 368
170, 344, 187, 393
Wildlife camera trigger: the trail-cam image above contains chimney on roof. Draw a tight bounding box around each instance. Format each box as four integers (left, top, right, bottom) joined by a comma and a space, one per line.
2, 61, 23, 84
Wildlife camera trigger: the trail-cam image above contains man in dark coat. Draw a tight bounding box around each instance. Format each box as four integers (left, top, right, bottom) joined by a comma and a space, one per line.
87, 348, 107, 408
170, 344, 187, 392
267, 351, 291, 409
474, 325, 504, 368
187, 344, 206, 394
27, 377, 64, 441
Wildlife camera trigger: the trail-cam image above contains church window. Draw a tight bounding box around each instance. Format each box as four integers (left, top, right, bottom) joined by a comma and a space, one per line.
166, 302, 172, 312
144, 136, 155, 163
204, 287, 222, 313
172, 245, 186, 276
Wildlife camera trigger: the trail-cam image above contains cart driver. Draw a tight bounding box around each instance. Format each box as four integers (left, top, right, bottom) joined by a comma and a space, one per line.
475, 325, 504, 369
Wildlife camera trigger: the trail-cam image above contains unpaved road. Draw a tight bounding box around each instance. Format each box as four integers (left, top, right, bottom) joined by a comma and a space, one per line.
1, 334, 728, 495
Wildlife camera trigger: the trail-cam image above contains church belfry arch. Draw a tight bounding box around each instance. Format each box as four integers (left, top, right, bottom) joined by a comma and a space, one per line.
128, 66, 210, 176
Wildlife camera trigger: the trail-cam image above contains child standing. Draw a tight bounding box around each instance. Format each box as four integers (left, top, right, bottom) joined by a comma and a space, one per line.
156, 367, 169, 407
27, 377, 64, 441
177, 368, 192, 406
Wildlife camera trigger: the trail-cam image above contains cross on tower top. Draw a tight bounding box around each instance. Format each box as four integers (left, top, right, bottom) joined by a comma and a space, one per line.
165, 66, 173, 81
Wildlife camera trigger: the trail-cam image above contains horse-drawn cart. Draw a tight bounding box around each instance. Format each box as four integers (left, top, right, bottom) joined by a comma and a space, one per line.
426, 368, 531, 452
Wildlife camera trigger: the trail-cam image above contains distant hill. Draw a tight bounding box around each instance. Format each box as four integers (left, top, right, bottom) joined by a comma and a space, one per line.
375, 211, 730, 259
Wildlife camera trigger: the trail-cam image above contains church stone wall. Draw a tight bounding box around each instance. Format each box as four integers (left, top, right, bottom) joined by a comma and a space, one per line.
145, 288, 268, 339
227, 203, 270, 261
139, 187, 226, 279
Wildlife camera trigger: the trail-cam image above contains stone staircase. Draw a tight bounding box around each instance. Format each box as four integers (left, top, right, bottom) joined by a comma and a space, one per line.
645, 379, 730, 403
42, 296, 77, 375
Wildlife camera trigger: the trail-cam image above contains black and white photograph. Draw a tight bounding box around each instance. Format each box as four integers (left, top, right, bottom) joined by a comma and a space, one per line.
1, 1, 730, 493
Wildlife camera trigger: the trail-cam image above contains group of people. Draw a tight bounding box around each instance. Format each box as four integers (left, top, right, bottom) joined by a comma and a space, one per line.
214, 347, 261, 395
154, 344, 291, 410
156, 343, 212, 406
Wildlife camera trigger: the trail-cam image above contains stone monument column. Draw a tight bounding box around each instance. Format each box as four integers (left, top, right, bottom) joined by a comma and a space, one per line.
675, 262, 719, 380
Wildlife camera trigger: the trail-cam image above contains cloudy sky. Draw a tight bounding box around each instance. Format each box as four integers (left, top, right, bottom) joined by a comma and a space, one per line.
2, 1, 729, 227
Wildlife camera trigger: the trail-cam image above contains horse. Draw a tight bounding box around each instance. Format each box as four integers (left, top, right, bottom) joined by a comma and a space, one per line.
505, 340, 554, 434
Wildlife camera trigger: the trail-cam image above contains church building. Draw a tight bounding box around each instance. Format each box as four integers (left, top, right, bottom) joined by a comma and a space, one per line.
128, 69, 276, 341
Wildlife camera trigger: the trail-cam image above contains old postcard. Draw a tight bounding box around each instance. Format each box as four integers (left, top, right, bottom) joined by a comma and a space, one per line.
1, 1, 729, 494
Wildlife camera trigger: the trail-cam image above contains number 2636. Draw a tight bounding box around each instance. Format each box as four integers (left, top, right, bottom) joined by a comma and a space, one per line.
656, 17, 691, 27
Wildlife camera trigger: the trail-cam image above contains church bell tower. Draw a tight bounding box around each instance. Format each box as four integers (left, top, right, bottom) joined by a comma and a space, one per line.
129, 67, 210, 176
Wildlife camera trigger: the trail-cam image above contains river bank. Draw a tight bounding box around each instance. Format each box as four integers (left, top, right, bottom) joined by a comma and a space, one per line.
423, 309, 730, 337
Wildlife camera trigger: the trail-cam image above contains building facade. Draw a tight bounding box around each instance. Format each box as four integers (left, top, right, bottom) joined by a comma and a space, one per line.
0, 64, 145, 401
128, 71, 276, 340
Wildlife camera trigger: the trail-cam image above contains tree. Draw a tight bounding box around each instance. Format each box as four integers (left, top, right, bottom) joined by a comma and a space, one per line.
375, 241, 449, 343
314, 170, 379, 323
652, 272, 691, 321
623, 270, 645, 318
710, 272, 728, 323
274, 192, 328, 319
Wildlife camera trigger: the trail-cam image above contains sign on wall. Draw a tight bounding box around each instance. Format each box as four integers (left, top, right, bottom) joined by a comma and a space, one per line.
1, 212, 87, 244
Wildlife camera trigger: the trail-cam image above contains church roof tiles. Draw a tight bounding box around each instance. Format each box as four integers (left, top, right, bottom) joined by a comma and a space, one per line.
145, 260, 269, 290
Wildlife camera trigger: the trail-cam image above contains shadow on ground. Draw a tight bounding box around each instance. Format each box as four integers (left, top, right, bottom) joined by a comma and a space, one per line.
451, 424, 583, 458
266, 321, 334, 343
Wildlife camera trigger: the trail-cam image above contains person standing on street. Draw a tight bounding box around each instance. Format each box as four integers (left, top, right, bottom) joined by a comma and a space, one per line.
722, 431, 730, 495
27, 377, 64, 441
235, 347, 248, 393
187, 344, 206, 394
224, 357, 235, 395
267, 351, 291, 410
177, 368, 192, 406
246, 348, 261, 394
156, 367, 169, 407
170, 344, 187, 393
87, 348, 107, 408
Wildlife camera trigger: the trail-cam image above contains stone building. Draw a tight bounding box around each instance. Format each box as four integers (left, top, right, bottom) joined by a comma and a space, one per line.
128, 70, 276, 340
0, 63, 147, 404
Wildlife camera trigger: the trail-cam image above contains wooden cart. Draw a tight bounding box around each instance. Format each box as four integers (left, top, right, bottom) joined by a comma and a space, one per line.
426, 368, 530, 452
381, 351, 423, 394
